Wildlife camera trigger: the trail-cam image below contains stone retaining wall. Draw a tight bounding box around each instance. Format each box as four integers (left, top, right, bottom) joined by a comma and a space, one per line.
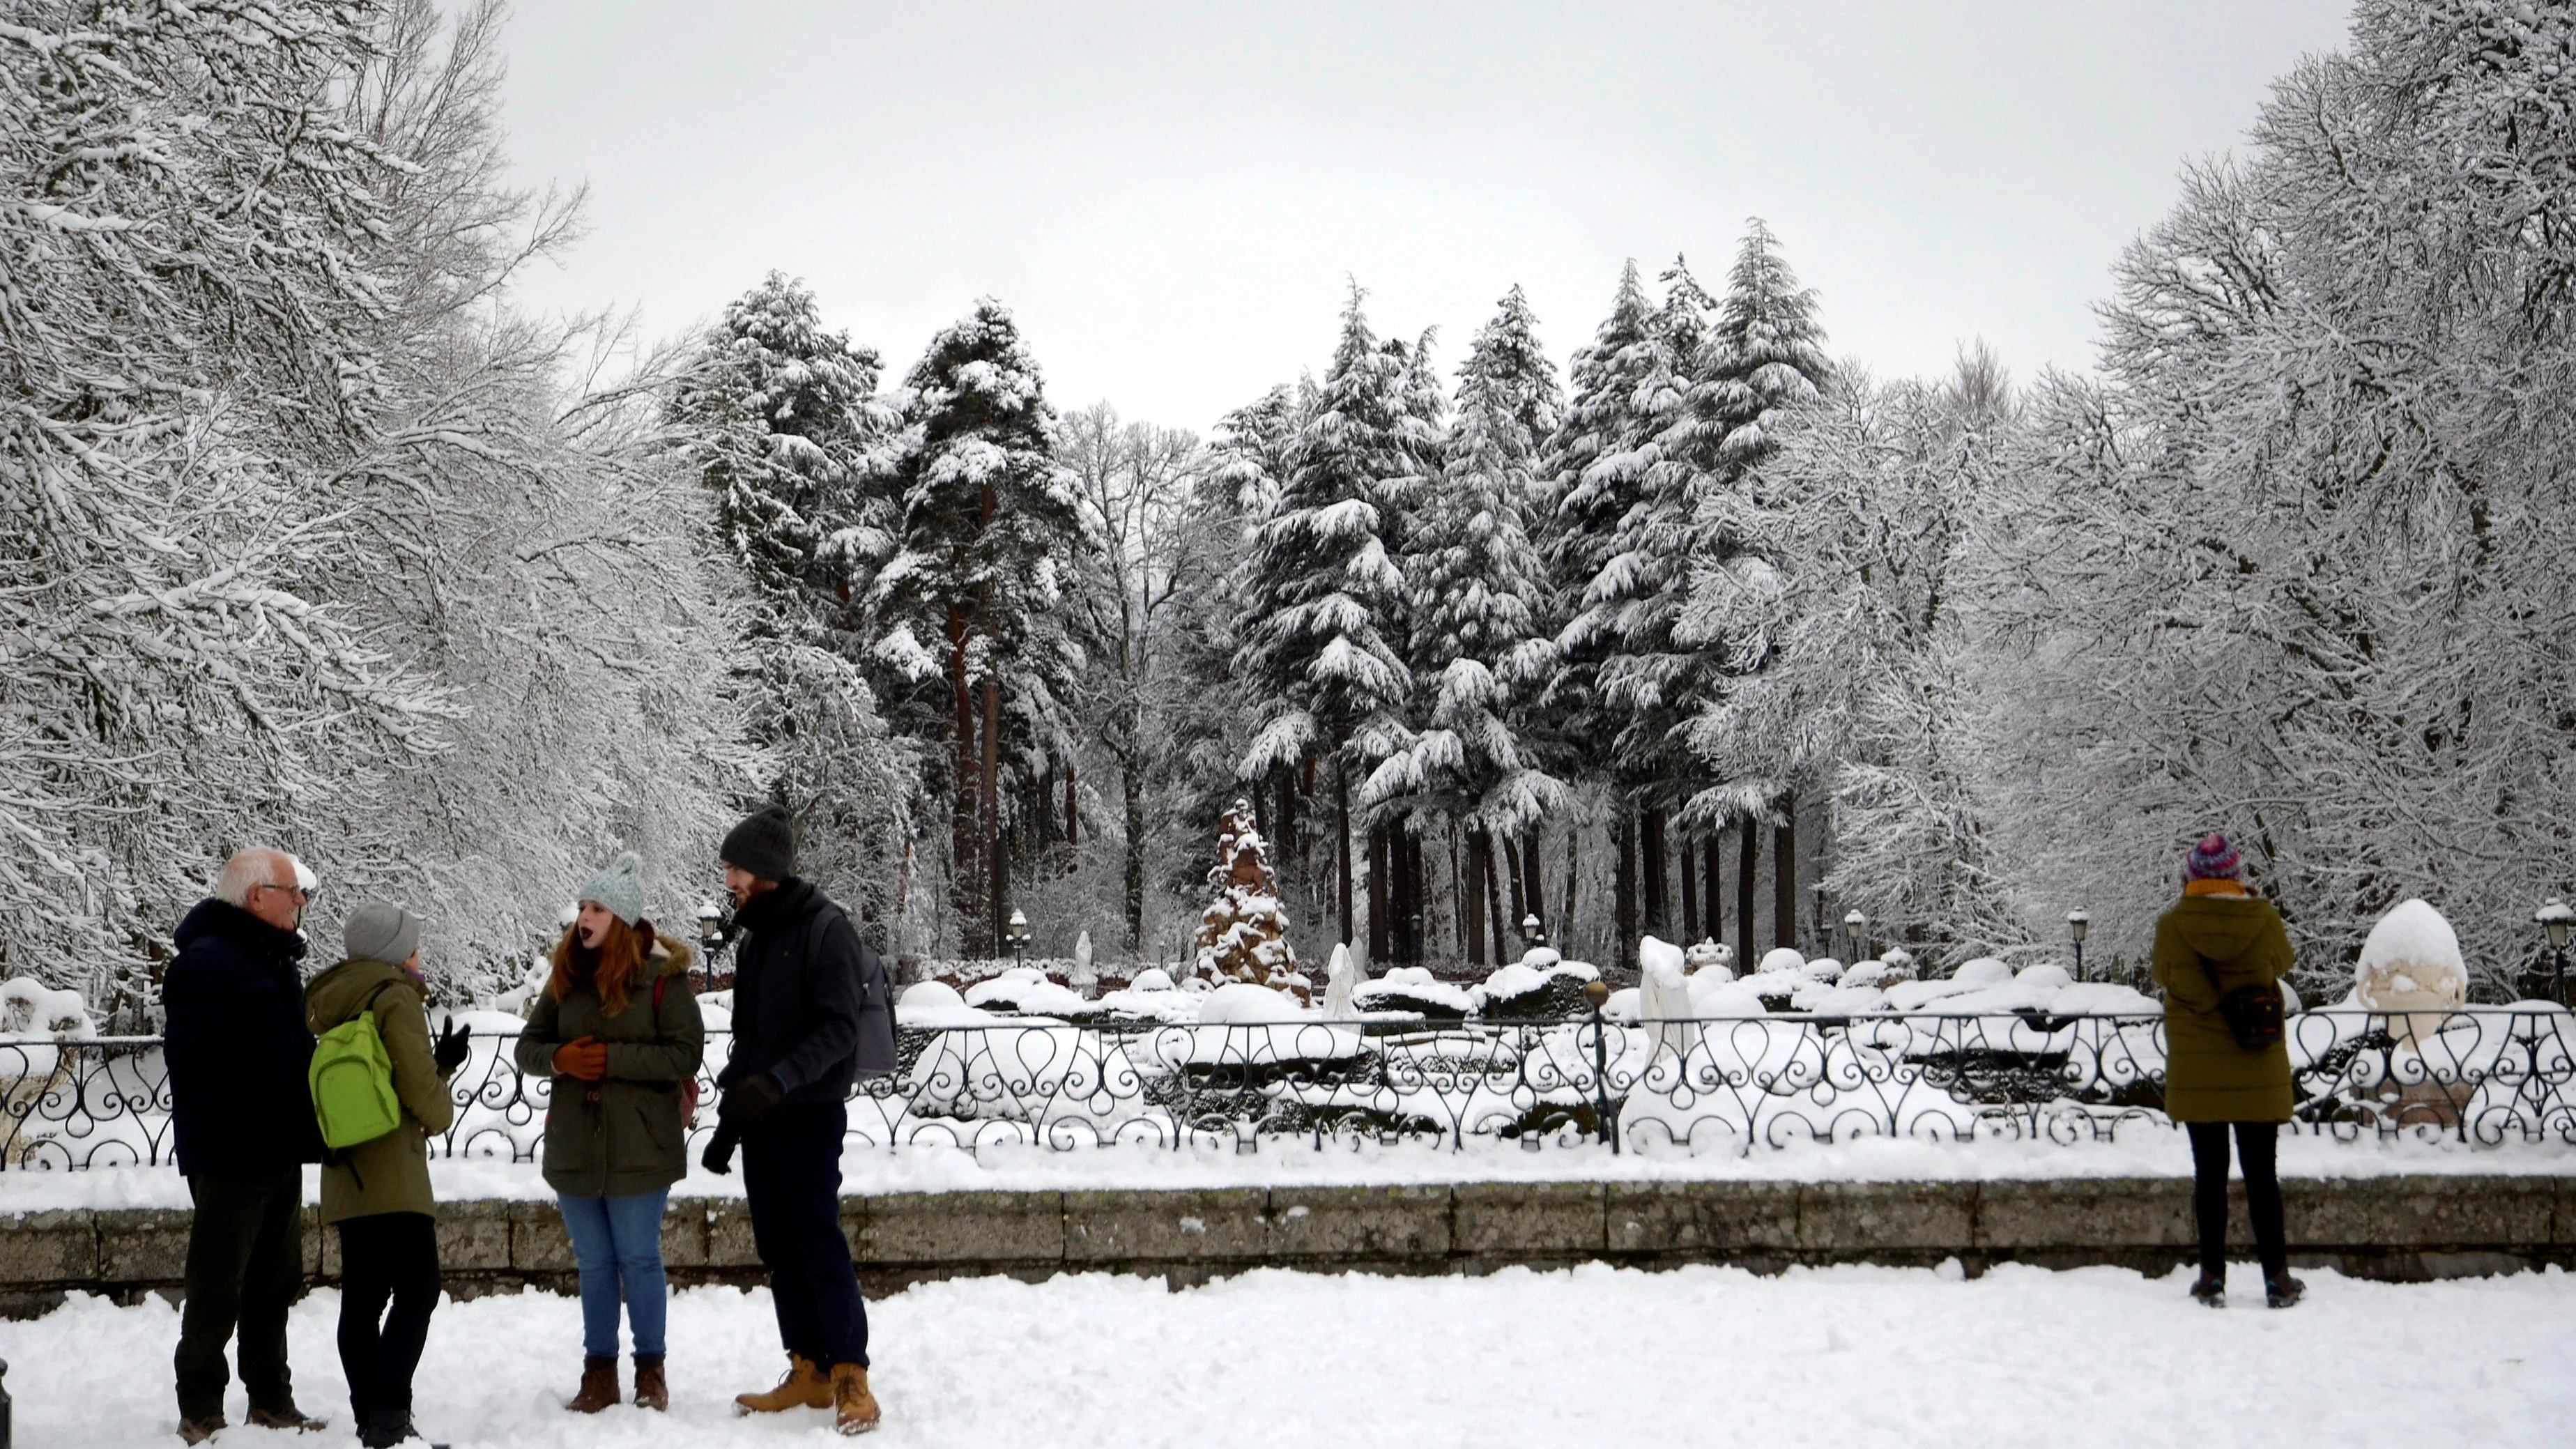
2, 1175, 2566, 1314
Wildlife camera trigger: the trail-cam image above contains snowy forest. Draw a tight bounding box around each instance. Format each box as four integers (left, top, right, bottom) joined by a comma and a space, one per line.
6, 0, 2573, 1024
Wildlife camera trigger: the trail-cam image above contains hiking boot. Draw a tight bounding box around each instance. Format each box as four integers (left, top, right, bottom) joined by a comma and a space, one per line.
832, 1362, 882, 1436
632, 1354, 668, 1412
176, 1413, 226, 1445
735, 1354, 832, 1415
2187, 1273, 2225, 1308
247, 1403, 328, 1432
355, 1409, 417, 1449
2266, 1274, 2307, 1309
567, 1355, 620, 1413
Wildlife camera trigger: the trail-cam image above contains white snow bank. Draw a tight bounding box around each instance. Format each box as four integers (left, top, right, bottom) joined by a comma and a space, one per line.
4, 1262, 2568, 1448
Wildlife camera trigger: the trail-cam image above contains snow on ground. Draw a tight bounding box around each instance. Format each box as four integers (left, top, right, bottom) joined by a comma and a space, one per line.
6, 1262, 2569, 1448
2, 1133, 2568, 1213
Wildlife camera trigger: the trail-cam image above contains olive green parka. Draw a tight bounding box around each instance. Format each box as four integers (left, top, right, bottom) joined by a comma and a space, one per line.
513, 935, 704, 1198
305, 958, 457, 1224
2151, 891, 2297, 1123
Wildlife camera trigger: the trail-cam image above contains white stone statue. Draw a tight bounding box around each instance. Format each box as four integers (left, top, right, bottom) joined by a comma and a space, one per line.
1323, 942, 1360, 1018
2353, 898, 2468, 1055
1071, 929, 1097, 998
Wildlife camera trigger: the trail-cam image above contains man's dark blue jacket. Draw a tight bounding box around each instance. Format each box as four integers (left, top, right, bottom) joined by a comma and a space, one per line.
716, 877, 895, 1105
164, 898, 323, 1176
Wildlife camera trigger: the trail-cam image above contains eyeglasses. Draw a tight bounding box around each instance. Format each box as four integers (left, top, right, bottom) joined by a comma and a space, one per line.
252, 882, 312, 902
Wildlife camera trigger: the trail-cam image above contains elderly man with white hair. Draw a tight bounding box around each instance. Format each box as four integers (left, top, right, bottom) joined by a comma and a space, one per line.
164, 848, 330, 1443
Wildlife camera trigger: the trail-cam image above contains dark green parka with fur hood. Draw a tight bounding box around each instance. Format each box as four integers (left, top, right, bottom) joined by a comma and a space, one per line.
514, 933, 705, 1197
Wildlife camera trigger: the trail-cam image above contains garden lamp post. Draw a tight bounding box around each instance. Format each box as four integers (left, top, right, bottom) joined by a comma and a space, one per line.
696, 900, 726, 991
1521, 912, 1546, 949
1811, 884, 1827, 953
2067, 910, 2092, 981
1005, 907, 1032, 969
1843, 909, 1868, 962
2537, 899, 2573, 1007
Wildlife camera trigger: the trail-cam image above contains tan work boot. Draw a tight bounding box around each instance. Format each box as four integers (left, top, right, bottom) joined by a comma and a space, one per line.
832, 1362, 882, 1436
176, 1414, 227, 1446
735, 1354, 832, 1415
632, 1354, 668, 1412
567, 1355, 620, 1413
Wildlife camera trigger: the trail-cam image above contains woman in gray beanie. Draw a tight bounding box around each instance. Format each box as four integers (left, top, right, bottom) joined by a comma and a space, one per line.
305, 903, 469, 1449
514, 852, 704, 1413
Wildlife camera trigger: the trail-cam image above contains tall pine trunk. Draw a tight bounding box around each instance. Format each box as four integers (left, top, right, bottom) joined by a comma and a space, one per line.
948, 606, 979, 954
1337, 763, 1354, 947
1736, 818, 1759, 969
1641, 807, 1669, 938
981, 680, 1003, 956
1367, 825, 1389, 965
1703, 838, 1722, 951
1773, 808, 1797, 951
1561, 829, 1579, 960
1680, 830, 1699, 942
1484, 831, 1510, 965
1462, 829, 1483, 965
1121, 762, 1146, 952
1613, 808, 1639, 973
1521, 828, 1546, 937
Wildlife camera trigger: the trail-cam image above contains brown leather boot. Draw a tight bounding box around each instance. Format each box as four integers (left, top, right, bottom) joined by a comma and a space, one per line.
632, 1354, 668, 1412
832, 1361, 882, 1436
567, 1355, 620, 1413
735, 1354, 832, 1415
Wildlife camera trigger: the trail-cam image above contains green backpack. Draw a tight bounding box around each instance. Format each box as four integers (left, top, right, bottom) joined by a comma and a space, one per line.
309, 982, 404, 1151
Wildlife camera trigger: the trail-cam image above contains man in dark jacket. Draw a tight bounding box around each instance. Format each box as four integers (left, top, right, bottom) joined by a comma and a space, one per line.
708, 804, 894, 1436
164, 848, 329, 1442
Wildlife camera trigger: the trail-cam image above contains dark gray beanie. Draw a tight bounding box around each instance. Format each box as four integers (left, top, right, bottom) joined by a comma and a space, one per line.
721, 804, 797, 882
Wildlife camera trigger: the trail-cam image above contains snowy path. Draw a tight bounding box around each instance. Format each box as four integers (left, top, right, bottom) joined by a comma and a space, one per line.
7, 1263, 2569, 1448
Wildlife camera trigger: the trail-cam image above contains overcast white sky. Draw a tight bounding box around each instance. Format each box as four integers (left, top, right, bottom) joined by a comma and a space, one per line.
496, 1, 2355, 433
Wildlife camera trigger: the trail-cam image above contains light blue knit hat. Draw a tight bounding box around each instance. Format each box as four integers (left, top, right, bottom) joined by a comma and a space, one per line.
576, 851, 647, 926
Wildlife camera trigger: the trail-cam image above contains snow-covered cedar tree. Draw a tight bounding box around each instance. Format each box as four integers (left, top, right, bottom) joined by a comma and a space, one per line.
1970, 0, 2576, 992
866, 298, 1093, 953
1193, 801, 1297, 988
1368, 287, 1564, 840
1533, 262, 1662, 776
1234, 286, 1428, 913
661, 270, 912, 937
664, 272, 895, 624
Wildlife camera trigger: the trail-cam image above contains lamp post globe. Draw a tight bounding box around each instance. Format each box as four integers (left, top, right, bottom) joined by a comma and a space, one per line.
1006, 907, 1032, 969
1843, 909, 1869, 962
1521, 912, 1545, 949
2067, 909, 2092, 981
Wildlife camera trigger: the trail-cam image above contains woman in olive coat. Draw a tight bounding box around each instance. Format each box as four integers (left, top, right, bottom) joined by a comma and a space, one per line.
2149, 833, 2303, 1310
514, 852, 705, 1413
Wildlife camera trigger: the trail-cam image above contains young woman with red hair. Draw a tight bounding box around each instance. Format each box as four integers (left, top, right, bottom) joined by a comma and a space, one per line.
514, 852, 704, 1412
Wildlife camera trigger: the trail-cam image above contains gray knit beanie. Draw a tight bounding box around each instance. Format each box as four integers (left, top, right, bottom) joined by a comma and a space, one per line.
343, 900, 424, 966
721, 804, 797, 882
576, 850, 647, 926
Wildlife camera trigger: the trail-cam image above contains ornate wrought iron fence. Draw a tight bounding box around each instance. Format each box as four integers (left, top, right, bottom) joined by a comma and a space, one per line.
3, 1008, 2570, 1170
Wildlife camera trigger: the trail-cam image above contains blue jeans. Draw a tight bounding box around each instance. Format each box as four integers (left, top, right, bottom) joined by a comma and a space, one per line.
557, 1189, 670, 1358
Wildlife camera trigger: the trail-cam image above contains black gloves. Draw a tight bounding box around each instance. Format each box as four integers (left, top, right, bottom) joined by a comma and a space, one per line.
431, 1015, 470, 1075
700, 1122, 742, 1176
718, 1072, 783, 1126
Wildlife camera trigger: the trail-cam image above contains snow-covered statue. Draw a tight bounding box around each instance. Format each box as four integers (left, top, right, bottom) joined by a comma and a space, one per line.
1322, 942, 1360, 1018
1193, 799, 1297, 988
1685, 939, 1733, 978
1637, 936, 1701, 1066
1071, 930, 1097, 999
2354, 898, 2468, 1055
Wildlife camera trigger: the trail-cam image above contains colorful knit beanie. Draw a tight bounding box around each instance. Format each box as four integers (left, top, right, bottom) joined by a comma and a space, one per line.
2184, 833, 2244, 882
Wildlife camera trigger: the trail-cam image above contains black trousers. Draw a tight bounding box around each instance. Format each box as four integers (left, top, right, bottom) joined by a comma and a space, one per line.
174, 1166, 305, 1420
743, 1101, 868, 1368
2186, 1120, 2287, 1281
335, 1212, 441, 1424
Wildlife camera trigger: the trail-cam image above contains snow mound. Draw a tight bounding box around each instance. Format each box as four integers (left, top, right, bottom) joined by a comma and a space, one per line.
0, 979, 96, 1040
1197, 982, 1306, 1025
1951, 958, 2014, 988
1754, 948, 1807, 976
1128, 968, 1175, 992
2354, 899, 2468, 1008
965, 969, 1091, 1017
898, 980, 1002, 1028
1839, 959, 1894, 989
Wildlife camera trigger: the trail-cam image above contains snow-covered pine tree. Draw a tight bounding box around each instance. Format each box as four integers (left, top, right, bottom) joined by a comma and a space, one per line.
1236, 287, 1420, 951
1192, 799, 1297, 988
662, 272, 911, 938
666, 273, 894, 620
868, 299, 1091, 956
1367, 289, 1564, 965
1657, 219, 1833, 953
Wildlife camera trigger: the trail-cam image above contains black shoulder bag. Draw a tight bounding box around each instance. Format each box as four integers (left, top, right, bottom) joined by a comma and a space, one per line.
2205, 962, 2284, 1051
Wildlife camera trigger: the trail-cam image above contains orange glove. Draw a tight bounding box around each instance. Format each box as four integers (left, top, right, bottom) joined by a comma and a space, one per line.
553, 1035, 608, 1082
